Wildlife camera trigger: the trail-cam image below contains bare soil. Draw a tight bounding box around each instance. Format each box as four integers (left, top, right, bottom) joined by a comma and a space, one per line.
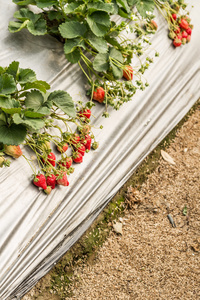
23, 106, 200, 300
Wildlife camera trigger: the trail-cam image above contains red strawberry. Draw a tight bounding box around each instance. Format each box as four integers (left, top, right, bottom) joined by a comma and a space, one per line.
60, 157, 73, 169
44, 186, 52, 195
77, 144, 86, 156
123, 65, 133, 80
46, 174, 56, 189
33, 174, 47, 190
4, 145, 23, 158
179, 19, 189, 30
186, 35, 191, 43
56, 173, 69, 186
150, 20, 158, 30
81, 134, 92, 150
174, 27, 180, 34
171, 14, 177, 21
43, 152, 56, 167
92, 87, 105, 103
182, 31, 188, 39
71, 134, 80, 145
173, 37, 182, 47
186, 27, 192, 35
57, 143, 68, 153
73, 152, 83, 163
79, 109, 91, 119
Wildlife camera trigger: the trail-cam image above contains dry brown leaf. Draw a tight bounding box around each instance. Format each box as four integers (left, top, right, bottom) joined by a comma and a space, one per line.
161, 150, 176, 165
113, 222, 123, 235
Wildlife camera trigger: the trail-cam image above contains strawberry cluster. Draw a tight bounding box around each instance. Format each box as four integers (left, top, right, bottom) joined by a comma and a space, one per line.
169, 15, 193, 47
32, 109, 98, 195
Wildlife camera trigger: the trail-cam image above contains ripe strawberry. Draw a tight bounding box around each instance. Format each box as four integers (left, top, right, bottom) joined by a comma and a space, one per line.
92, 87, 105, 103
186, 27, 192, 35
182, 31, 188, 39
150, 20, 158, 30
77, 144, 86, 156
78, 125, 91, 135
4, 145, 23, 158
123, 65, 133, 80
56, 173, 69, 186
43, 152, 56, 167
70, 134, 80, 145
173, 37, 182, 47
44, 186, 52, 195
60, 157, 73, 169
46, 174, 56, 189
57, 143, 68, 153
179, 19, 189, 30
79, 109, 91, 119
73, 152, 83, 163
174, 27, 180, 34
171, 14, 177, 21
81, 134, 92, 150
33, 174, 47, 190
186, 35, 191, 43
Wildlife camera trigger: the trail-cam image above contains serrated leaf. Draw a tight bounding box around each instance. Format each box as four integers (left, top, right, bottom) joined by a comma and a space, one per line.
110, 61, 123, 79
0, 122, 27, 145
48, 90, 76, 117
18, 68, 37, 84
27, 19, 47, 35
25, 90, 44, 110
13, 8, 40, 22
93, 53, 109, 72
64, 3, 81, 14
0, 97, 20, 109
0, 74, 17, 94
65, 49, 81, 64
116, 0, 131, 13
161, 150, 176, 165
23, 110, 47, 118
87, 12, 110, 37
8, 20, 29, 33
1, 107, 22, 114
23, 80, 50, 93
36, 106, 51, 115
13, 113, 45, 131
136, 0, 155, 17
87, 2, 115, 14
109, 47, 123, 63
87, 33, 108, 53
64, 38, 85, 55
6, 61, 20, 80
59, 21, 87, 39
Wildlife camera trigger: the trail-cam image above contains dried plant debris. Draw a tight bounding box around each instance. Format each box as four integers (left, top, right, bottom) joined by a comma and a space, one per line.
125, 186, 142, 209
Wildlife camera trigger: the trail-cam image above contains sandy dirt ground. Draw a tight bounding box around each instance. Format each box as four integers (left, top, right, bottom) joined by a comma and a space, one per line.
23, 107, 200, 300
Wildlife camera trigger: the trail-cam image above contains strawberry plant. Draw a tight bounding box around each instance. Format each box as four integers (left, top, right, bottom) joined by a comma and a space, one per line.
0, 61, 99, 194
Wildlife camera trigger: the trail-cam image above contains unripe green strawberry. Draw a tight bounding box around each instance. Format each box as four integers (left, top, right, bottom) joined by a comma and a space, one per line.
4, 145, 23, 158
92, 142, 99, 150
44, 186, 52, 195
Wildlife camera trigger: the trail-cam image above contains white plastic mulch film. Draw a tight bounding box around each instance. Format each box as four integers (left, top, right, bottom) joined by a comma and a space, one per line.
0, 1, 200, 299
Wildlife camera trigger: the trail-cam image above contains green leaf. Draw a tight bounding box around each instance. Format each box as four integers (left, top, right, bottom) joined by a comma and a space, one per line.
65, 49, 81, 64
93, 53, 109, 72
135, 0, 155, 17
25, 90, 44, 110
64, 38, 85, 55
18, 68, 37, 84
13, 113, 45, 131
23, 80, 50, 93
110, 61, 123, 79
87, 33, 108, 53
118, 8, 130, 18
27, 19, 47, 35
0, 74, 17, 94
13, 8, 40, 22
106, 36, 121, 48
59, 21, 87, 39
116, 0, 131, 13
109, 47, 123, 63
87, 2, 115, 14
13, 0, 36, 4
64, 2, 82, 14
48, 90, 76, 118
23, 110, 48, 118
87, 12, 110, 37
6, 61, 19, 80
8, 20, 29, 33
1, 107, 22, 114
35, 0, 58, 8
0, 97, 20, 110
0, 122, 27, 145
